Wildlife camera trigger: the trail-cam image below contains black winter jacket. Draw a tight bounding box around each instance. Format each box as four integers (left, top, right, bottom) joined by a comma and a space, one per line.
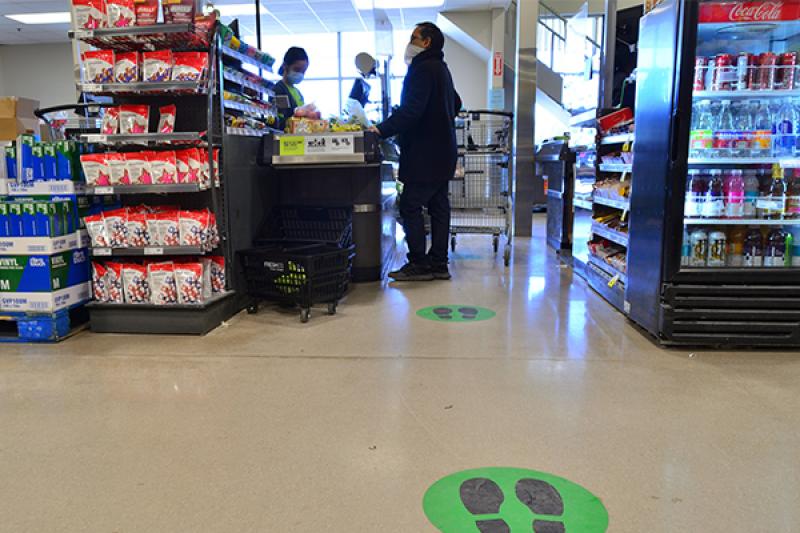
377, 49, 462, 183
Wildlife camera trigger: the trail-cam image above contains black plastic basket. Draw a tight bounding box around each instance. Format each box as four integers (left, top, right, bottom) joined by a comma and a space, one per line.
240, 242, 353, 322
257, 206, 353, 249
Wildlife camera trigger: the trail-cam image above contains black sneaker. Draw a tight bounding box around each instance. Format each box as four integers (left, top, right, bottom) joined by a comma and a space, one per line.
389, 263, 434, 281
430, 264, 451, 280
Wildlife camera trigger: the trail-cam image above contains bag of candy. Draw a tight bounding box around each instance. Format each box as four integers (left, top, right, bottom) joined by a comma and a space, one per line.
157, 105, 176, 133
105, 262, 125, 303
158, 210, 181, 246
162, 0, 195, 24
106, 0, 136, 27
72, 0, 106, 29
123, 151, 151, 185
106, 152, 128, 186
171, 52, 208, 81
83, 50, 115, 84
209, 256, 226, 293
84, 213, 109, 247
133, 0, 159, 26
103, 208, 129, 247
91, 262, 109, 302
146, 213, 161, 246
175, 149, 190, 183
199, 149, 210, 187
149, 262, 178, 305
143, 50, 173, 82
114, 51, 139, 83
122, 263, 150, 303
179, 210, 207, 247
150, 150, 177, 184
213, 148, 220, 186
119, 105, 150, 134
175, 262, 204, 304
80, 154, 110, 186
126, 211, 150, 247
101, 107, 119, 135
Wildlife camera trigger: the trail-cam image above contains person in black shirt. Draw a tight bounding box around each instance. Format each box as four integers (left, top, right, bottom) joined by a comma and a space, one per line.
372, 22, 462, 281
273, 47, 309, 130
348, 53, 375, 108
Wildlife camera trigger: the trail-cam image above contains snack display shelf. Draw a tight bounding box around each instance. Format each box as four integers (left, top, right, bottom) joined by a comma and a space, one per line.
688, 157, 780, 165
221, 45, 276, 74
79, 132, 204, 145
600, 132, 635, 145
222, 71, 275, 96
224, 100, 272, 117
226, 127, 266, 137
589, 255, 628, 286
693, 89, 800, 99
574, 198, 593, 211
598, 163, 633, 173
7, 180, 85, 196
90, 246, 205, 257
88, 290, 233, 310
591, 222, 629, 247
78, 81, 207, 95
68, 23, 209, 52
593, 195, 630, 210
86, 183, 206, 195
684, 218, 800, 226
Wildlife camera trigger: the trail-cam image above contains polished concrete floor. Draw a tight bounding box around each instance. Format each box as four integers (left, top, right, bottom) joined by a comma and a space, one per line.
1, 219, 800, 532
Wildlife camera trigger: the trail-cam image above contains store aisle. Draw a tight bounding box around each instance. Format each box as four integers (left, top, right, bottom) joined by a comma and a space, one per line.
1, 218, 799, 532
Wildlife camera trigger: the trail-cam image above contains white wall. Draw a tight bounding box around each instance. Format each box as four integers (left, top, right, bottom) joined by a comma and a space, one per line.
0, 43, 77, 110
444, 38, 488, 110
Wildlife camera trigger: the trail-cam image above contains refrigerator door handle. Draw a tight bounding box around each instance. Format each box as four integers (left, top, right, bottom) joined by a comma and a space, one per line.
670, 111, 682, 164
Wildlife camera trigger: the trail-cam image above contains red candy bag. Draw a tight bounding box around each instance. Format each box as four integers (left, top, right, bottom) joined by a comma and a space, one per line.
92, 262, 109, 302
209, 256, 225, 293
146, 213, 161, 246
72, 0, 106, 29
103, 208, 129, 247
84, 213, 109, 247
150, 150, 177, 184
162, 0, 195, 24
123, 151, 151, 185
149, 262, 178, 305
175, 149, 191, 183
158, 104, 176, 133
171, 52, 208, 81
106, 0, 136, 27
115, 51, 139, 83
175, 262, 204, 304
119, 105, 150, 134
83, 50, 115, 84
158, 210, 180, 246
179, 210, 208, 247
106, 152, 128, 186
126, 212, 150, 247
101, 107, 119, 135
80, 154, 110, 186
143, 50, 173, 82
105, 262, 125, 303
133, 0, 159, 26
123, 263, 151, 303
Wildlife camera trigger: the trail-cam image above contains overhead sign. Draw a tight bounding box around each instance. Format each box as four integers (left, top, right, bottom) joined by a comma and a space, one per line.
699, 1, 800, 23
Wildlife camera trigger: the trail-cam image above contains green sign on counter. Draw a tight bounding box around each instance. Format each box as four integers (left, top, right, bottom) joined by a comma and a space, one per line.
279, 136, 305, 156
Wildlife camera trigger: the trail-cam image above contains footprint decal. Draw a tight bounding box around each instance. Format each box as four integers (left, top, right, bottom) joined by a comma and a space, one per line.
417, 306, 496, 322
459, 307, 479, 320
423, 467, 608, 532
434, 307, 454, 320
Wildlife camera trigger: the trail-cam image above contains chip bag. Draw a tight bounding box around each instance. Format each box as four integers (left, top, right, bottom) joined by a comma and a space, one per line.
163, 0, 195, 24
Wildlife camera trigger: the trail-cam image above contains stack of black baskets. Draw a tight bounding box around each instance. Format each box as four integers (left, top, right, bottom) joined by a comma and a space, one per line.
241, 206, 354, 323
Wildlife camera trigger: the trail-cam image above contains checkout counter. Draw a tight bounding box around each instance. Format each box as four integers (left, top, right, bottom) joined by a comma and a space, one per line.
259, 130, 396, 282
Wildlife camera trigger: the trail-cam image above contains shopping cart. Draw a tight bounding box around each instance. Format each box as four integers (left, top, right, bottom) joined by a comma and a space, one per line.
451, 110, 514, 266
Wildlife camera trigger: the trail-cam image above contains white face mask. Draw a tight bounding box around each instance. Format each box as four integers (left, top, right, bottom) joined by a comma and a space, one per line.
404, 44, 426, 65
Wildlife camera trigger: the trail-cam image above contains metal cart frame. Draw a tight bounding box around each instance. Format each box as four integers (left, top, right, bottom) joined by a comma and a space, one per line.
452, 109, 514, 266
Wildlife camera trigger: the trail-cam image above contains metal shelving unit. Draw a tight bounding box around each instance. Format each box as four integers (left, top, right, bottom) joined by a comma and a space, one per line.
223, 100, 272, 117
593, 195, 630, 210
600, 132, 635, 145
87, 184, 205, 195
591, 222, 629, 247
684, 218, 800, 226
220, 45, 276, 74
225, 126, 266, 137
598, 163, 633, 173
91, 246, 205, 257
79, 132, 205, 145
574, 198, 593, 211
222, 70, 275, 96
78, 81, 206, 95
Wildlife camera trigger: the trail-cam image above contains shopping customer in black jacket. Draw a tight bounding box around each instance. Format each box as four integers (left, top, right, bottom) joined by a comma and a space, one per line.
373, 22, 462, 281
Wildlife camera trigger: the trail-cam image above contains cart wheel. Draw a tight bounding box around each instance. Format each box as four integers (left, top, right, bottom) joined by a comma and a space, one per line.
504, 245, 511, 266
493, 235, 500, 254
247, 303, 259, 315
301, 308, 311, 323
451, 235, 457, 252
327, 302, 338, 315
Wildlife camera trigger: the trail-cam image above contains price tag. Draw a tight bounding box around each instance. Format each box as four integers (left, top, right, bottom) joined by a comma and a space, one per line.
620, 171, 628, 182
94, 186, 113, 195
144, 247, 164, 256
85, 134, 107, 144
621, 209, 629, 222
75, 30, 94, 39
94, 248, 112, 256
608, 274, 620, 288
83, 83, 102, 93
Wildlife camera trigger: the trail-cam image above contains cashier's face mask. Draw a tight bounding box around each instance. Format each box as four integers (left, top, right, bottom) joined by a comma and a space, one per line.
404, 44, 425, 65
287, 71, 304, 85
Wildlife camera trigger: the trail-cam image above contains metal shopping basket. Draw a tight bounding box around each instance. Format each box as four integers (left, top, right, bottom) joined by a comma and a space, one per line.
34, 103, 113, 141
451, 110, 514, 266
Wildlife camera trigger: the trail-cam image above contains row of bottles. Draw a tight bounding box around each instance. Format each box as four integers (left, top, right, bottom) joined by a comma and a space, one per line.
689, 99, 800, 159
685, 164, 800, 219
682, 226, 800, 268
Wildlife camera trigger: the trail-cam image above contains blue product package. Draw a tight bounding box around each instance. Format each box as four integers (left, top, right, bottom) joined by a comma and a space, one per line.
56, 140, 74, 180
0, 203, 8, 237
4, 145, 16, 180
43, 143, 57, 180
21, 202, 36, 237
7, 203, 22, 237
31, 143, 45, 181
18, 135, 36, 183
34, 202, 57, 237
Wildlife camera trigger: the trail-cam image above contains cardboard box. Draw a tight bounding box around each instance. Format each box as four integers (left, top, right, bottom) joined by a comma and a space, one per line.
0, 118, 39, 142
0, 282, 90, 313
0, 249, 90, 294
0, 97, 39, 119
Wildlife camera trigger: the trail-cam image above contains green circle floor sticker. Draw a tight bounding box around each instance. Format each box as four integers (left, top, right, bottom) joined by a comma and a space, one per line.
417, 306, 496, 322
423, 467, 608, 532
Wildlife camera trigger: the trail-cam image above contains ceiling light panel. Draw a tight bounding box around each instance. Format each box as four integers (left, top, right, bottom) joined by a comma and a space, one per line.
5, 12, 71, 24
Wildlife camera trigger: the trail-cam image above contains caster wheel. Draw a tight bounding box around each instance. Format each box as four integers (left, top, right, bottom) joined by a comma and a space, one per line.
493, 235, 500, 254
301, 308, 311, 323
451, 235, 457, 252
504, 246, 511, 266
247, 304, 258, 315
327, 302, 338, 315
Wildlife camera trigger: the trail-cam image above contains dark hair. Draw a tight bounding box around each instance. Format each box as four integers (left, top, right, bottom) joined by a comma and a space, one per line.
279, 46, 309, 75
416, 22, 445, 51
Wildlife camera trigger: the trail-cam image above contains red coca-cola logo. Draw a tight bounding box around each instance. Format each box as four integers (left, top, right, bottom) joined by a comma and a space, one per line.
729, 1, 783, 21
700, 1, 800, 23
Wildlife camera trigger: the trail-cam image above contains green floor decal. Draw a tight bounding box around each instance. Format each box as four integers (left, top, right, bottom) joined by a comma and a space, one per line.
417, 306, 496, 322
423, 467, 608, 532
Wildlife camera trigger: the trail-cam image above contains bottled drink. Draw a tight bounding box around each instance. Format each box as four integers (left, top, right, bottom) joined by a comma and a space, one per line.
756, 169, 771, 219
728, 227, 746, 266
750, 100, 772, 158
724, 169, 745, 218
703, 169, 725, 218
790, 226, 800, 266
772, 99, 798, 157
713, 99, 735, 158
765, 163, 787, 219
743, 227, 764, 267
690, 229, 708, 267
785, 172, 800, 218
731, 102, 752, 157
708, 230, 727, 266
743, 169, 760, 218
765, 228, 789, 267
685, 170, 707, 218
689, 100, 714, 159
682, 229, 691, 267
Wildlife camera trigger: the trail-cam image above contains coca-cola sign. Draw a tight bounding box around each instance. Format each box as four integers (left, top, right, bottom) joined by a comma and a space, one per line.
699, 1, 800, 23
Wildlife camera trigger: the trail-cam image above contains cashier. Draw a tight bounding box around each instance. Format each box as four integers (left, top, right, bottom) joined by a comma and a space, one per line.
274, 47, 309, 129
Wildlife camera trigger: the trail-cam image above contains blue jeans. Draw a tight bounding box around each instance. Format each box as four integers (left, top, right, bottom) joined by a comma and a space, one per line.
399, 181, 450, 266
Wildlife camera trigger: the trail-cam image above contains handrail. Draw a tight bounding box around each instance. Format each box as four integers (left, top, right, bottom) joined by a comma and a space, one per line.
539, 0, 602, 51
